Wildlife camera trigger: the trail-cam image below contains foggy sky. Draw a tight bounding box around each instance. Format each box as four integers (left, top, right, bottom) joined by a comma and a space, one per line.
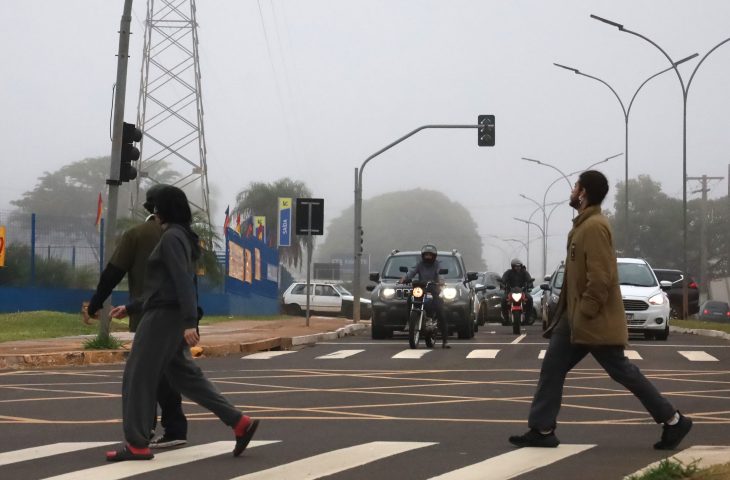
2, 0, 729, 278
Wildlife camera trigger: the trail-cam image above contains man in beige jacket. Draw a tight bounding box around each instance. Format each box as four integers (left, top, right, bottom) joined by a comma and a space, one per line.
509, 170, 691, 450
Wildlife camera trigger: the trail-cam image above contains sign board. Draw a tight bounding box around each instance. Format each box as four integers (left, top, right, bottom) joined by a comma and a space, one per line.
295, 198, 324, 235
278, 197, 292, 247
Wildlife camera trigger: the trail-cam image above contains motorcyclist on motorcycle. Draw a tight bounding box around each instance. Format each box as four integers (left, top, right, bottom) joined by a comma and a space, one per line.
400, 244, 450, 349
500, 258, 534, 324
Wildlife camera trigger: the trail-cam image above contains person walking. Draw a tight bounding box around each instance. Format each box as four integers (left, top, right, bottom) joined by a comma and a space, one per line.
106, 185, 258, 462
508, 170, 691, 450
84, 184, 190, 449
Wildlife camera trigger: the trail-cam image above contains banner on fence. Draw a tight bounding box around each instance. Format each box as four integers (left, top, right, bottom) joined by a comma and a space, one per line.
0, 225, 6, 267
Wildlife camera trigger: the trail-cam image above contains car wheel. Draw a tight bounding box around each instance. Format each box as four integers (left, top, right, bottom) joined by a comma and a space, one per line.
656, 324, 669, 341
458, 316, 474, 339
371, 323, 387, 340
285, 304, 302, 316
477, 304, 486, 326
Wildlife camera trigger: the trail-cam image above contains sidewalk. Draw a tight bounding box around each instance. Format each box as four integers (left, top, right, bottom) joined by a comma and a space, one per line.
0, 317, 369, 370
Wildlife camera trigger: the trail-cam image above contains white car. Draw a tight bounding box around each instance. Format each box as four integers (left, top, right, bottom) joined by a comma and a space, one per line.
618, 258, 671, 340
282, 282, 372, 319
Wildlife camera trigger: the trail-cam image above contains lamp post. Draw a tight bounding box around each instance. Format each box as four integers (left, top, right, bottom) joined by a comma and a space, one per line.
591, 13, 730, 318
353, 123, 482, 322
554, 57, 697, 253
514, 217, 545, 277
520, 193, 546, 278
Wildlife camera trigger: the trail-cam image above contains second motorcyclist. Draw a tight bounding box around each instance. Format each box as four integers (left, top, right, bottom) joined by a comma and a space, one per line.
500, 258, 534, 323
400, 244, 450, 349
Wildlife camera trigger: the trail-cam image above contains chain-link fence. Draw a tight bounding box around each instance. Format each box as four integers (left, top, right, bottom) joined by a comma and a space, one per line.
0, 210, 102, 288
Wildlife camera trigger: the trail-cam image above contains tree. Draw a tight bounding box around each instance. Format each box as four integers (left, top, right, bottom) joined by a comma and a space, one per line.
234, 178, 313, 268
316, 188, 486, 276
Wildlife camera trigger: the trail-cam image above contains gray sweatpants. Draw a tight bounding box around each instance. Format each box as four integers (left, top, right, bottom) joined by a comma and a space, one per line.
121, 308, 242, 448
527, 327, 676, 432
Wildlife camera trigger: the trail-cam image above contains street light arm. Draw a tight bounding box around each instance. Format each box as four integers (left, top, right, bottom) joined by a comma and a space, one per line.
522, 157, 573, 189
626, 57, 696, 115
573, 70, 628, 119
514, 217, 544, 236
590, 14, 624, 30
686, 38, 730, 94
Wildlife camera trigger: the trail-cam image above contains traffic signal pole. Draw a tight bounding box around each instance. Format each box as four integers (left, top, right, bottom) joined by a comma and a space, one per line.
99, 0, 134, 340
352, 122, 491, 323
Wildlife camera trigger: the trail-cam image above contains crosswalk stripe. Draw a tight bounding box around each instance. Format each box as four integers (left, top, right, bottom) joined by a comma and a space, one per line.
243, 351, 297, 360
626, 446, 730, 478
510, 334, 527, 344
678, 351, 719, 362
467, 349, 500, 359
41, 440, 279, 480
538, 349, 546, 359
0, 442, 116, 467
625, 350, 642, 360
315, 349, 365, 359
427, 444, 595, 480
392, 349, 431, 359
229, 441, 435, 480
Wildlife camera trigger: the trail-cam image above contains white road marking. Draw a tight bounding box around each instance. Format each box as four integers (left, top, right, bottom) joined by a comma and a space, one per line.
315, 349, 365, 359
626, 446, 730, 478
392, 349, 431, 359
242, 351, 297, 360
229, 441, 435, 480
510, 334, 527, 344
624, 350, 642, 360
466, 349, 500, 359
428, 444, 595, 480
41, 440, 279, 480
0, 442, 116, 467
538, 349, 546, 359
678, 351, 719, 362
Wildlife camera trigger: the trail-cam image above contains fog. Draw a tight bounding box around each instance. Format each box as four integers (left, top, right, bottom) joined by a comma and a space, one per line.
1, 0, 729, 277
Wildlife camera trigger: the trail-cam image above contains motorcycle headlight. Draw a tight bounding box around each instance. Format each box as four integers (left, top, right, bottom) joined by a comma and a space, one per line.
648, 293, 665, 305
511, 293, 523, 302
381, 287, 395, 300
442, 287, 458, 300
412, 287, 424, 298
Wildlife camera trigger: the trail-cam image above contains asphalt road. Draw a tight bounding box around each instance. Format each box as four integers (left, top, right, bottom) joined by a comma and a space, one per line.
1, 324, 729, 479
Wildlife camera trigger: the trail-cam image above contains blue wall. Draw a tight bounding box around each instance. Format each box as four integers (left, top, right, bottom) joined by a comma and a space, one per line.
0, 286, 279, 316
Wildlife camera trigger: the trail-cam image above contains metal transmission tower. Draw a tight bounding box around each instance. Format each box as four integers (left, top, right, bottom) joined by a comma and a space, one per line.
133, 0, 211, 228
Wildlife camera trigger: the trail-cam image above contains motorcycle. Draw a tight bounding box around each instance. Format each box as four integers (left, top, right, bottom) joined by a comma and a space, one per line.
403, 280, 440, 349
506, 286, 528, 335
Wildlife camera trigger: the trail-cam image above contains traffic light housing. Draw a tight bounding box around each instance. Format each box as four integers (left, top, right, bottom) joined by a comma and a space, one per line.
478, 114, 495, 147
120, 122, 142, 182
359, 227, 364, 254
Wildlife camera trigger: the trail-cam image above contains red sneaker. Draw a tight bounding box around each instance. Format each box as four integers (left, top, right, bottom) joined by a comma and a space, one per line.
106, 444, 154, 462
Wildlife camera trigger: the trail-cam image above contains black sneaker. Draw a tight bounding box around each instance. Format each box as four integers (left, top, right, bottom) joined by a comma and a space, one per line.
509, 429, 560, 448
654, 412, 692, 450
149, 435, 187, 449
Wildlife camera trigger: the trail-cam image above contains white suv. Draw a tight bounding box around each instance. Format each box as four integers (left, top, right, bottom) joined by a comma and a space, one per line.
282, 281, 372, 319
618, 258, 671, 340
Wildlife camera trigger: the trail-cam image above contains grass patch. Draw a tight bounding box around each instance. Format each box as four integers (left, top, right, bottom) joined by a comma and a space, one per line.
0, 311, 128, 343
627, 458, 700, 480
199, 315, 288, 326
672, 319, 730, 335
83, 334, 125, 350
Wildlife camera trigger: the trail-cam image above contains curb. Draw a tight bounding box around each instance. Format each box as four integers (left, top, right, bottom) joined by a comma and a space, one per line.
670, 325, 730, 341
0, 323, 369, 370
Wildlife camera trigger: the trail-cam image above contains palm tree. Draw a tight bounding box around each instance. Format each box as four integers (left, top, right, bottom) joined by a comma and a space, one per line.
234, 178, 312, 268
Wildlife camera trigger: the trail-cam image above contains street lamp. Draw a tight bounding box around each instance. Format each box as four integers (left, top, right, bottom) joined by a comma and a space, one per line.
591, 13, 730, 318
513, 216, 545, 276
554, 56, 697, 253
522, 157, 573, 190
520, 193, 546, 277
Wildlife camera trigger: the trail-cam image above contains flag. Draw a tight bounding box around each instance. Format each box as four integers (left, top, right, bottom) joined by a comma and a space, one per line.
254, 216, 266, 242
245, 215, 254, 237
223, 205, 231, 235
95, 193, 103, 232
235, 213, 242, 235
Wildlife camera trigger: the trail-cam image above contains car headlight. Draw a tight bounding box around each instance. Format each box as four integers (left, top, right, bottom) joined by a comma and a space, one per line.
412, 287, 424, 298
648, 293, 665, 305
381, 287, 396, 300
442, 287, 458, 300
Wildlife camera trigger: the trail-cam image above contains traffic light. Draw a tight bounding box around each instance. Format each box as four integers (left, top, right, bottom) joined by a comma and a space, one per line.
120, 122, 142, 182
359, 227, 364, 254
477, 114, 495, 147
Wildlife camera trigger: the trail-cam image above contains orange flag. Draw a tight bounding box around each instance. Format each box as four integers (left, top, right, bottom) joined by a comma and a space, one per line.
95, 193, 103, 232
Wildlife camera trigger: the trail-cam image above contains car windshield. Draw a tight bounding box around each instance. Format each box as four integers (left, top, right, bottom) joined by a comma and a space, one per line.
618, 262, 657, 287
704, 301, 729, 312
382, 254, 463, 280
333, 285, 351, 295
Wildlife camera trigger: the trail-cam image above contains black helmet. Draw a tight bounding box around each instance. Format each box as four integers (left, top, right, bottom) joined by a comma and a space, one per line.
143, 183, 170, 214
421, 244, 438, 262
511, 258, 523, 268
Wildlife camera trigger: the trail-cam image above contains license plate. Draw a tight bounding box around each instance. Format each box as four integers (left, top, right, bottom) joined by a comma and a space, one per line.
625, 313, 634, 321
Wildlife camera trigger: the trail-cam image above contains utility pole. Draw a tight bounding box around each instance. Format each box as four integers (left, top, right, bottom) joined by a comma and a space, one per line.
100, 0, 134, 341
688, 174, 723, 300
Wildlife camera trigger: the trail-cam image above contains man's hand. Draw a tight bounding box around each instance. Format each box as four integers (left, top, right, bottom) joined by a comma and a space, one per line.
81, 301, 98, 325
109, 305, 128, 319
184, 328, 200, 346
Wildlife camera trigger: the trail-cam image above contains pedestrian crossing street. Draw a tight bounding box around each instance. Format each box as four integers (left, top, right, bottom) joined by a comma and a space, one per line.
242, 347, 721, 362
2, 439, 728, 480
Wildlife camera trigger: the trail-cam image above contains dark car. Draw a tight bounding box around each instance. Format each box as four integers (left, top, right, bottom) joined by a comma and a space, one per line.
540, 263, 565, 329
698, 300, 730, 322
652, 269, 700, 318
472, 271, 504, 325
368, 249, 478, 340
